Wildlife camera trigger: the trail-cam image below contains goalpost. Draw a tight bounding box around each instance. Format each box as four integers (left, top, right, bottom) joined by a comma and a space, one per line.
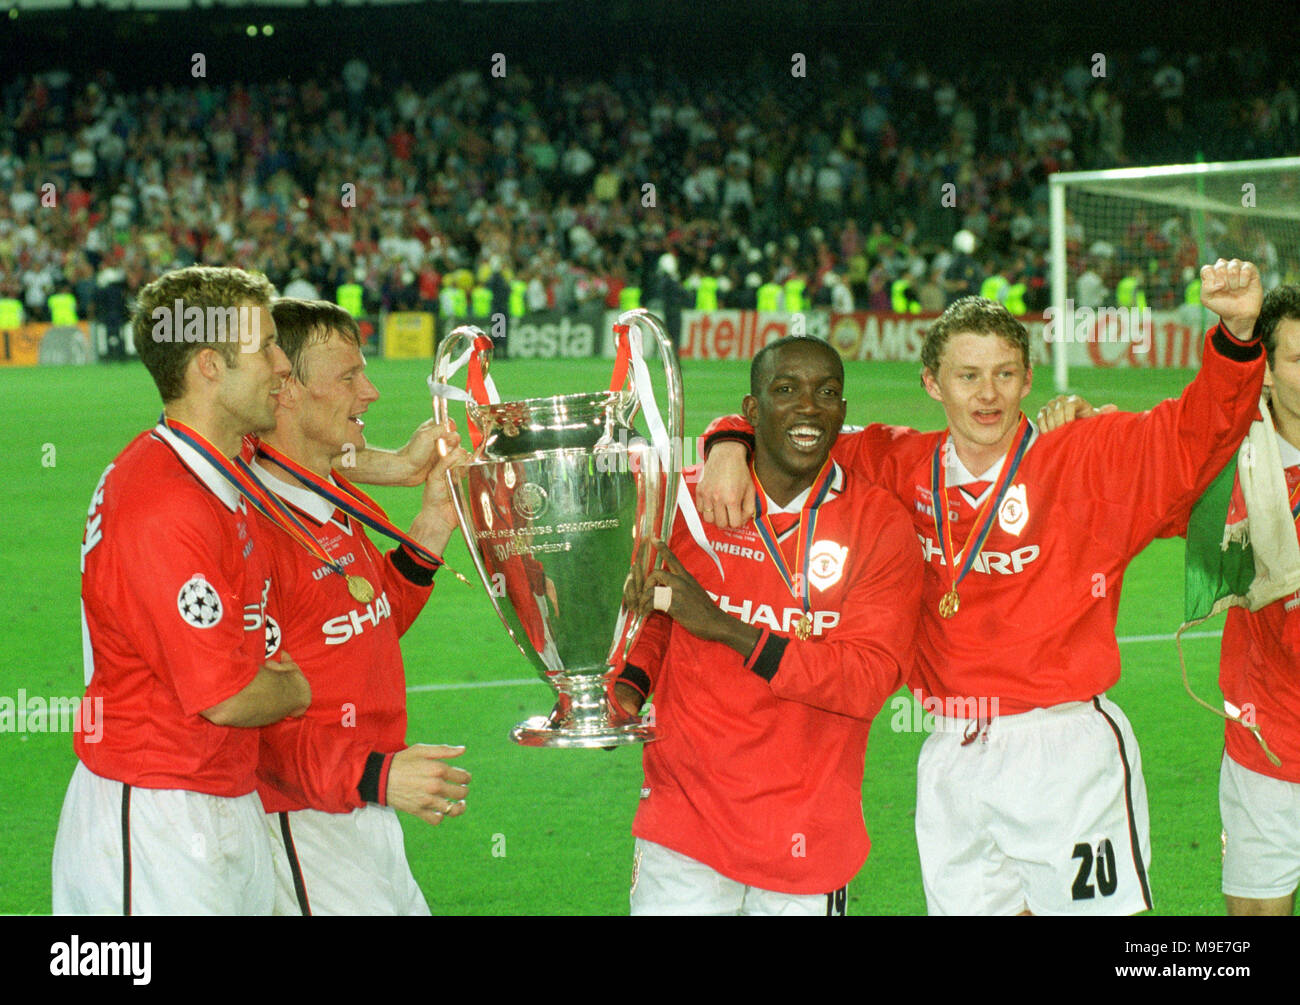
1048, 157, 1300, 392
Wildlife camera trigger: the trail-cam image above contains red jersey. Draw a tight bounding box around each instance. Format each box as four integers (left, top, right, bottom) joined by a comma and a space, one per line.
1220, 436, 1300, 782
76, 424, 276, 796
251, 462, 438, 814
708, 325, 1263, 716
624, 462, 922, 894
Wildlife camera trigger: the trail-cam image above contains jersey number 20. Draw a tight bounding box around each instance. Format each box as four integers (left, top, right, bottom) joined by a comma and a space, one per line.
1071, 840, 1118, 900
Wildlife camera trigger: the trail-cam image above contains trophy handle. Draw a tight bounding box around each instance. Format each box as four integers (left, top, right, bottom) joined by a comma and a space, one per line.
431, 323, 493, 451
607, 310, 684, 672
614, 308, 684, 537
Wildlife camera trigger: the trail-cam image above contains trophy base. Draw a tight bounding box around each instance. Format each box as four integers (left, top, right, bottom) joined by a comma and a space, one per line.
510, 716, 656, 749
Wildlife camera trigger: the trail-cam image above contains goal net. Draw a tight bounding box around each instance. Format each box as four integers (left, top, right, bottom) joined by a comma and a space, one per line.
1048, 157, 1300, 391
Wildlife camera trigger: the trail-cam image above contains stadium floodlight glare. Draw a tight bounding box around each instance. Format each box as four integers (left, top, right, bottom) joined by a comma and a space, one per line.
1049, 157, 1300, 391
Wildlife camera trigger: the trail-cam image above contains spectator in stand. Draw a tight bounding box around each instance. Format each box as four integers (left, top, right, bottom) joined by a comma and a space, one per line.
2, 52, 1294, 319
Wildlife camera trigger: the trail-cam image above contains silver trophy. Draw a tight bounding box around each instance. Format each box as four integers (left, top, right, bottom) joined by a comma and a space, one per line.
432, 310, 682, 747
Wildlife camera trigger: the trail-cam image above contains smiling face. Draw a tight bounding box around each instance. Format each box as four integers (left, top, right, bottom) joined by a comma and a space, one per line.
291, 328, 379, 468
922, 331, 1032, 471
743, 339, 847, 505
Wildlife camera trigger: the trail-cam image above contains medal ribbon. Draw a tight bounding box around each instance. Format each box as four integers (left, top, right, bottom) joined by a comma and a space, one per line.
1289, 473, 1300, 521
255, 442, 446, 570
751, 459, 837, 622
161, 415, 353, 584
930, 415, 1033, 595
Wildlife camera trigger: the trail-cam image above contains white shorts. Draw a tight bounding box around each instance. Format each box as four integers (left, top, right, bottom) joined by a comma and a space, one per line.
1220, 753, 1300, 900
52, 761, 273, 915
267, 805, 430, 916
915, 695, 1152, 916
628, 839, 847, 916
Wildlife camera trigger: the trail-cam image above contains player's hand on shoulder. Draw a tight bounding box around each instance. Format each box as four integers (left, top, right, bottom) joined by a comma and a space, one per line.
696, 441, 755, 529
1035, 394, 1118, 432
385, 743, 471, 826
1200, 258, 1262, 341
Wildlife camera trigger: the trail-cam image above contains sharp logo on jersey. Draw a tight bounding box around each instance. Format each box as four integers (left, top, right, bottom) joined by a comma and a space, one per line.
917, 537, 1041, 575
998, 483, 1029, 535
322, 592, 393, 645
177, 574, 223, 628
243, 576, 273, 638
707, 592, 840, 636
808, 540, 848, 590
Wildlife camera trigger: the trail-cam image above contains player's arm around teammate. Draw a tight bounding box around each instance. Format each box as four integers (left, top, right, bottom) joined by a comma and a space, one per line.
611, 337, 922, 916
687, 260, 1266, 917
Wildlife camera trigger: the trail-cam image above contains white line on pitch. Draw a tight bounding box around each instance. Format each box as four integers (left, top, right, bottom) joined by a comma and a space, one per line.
407, 678, 541, 694
404, 631, 1226, 694
1115, 630, 1222, 644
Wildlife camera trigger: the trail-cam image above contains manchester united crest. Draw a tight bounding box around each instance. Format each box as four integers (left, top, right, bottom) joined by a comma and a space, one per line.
808, 540, 849, 591
997, 483, 1029, 535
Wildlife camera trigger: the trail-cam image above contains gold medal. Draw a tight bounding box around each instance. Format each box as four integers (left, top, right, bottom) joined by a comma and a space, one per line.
938, 588, 960, 619
795, 614, 812, 640
347, 575, 375, 604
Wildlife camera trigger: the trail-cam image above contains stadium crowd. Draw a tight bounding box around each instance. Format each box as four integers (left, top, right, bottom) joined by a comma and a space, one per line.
1, 45, 1296, 333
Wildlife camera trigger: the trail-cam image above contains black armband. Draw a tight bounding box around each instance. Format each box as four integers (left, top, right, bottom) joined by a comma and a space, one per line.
616, 664, 652, 702
743, 628, 789, 683
390, 544, 441, 587
358, 751, 392, 804
1211, 322, 1262, 360
704, 428, 755, 460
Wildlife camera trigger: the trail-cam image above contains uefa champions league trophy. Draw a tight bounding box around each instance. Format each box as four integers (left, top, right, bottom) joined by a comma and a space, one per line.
431, 310, 683, 747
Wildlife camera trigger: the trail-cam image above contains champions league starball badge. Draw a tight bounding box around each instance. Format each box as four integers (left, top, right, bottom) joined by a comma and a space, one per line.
177, 574, 223, 628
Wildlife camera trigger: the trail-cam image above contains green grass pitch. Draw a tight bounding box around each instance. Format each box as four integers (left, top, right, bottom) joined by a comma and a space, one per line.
1, 351, 1232, 915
